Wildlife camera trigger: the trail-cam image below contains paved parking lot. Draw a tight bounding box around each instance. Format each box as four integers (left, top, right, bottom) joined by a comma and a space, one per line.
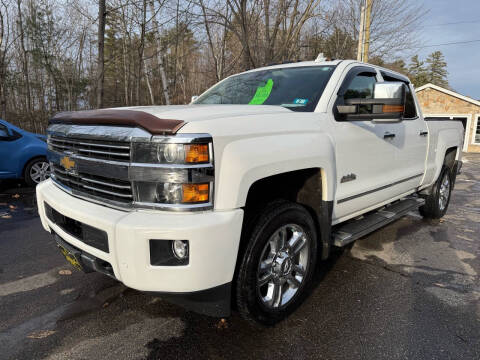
0, 154, 479, 360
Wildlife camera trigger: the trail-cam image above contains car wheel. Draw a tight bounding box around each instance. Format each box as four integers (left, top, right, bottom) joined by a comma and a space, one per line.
420, 165, 452, 219
236, 200, 318, 325
25, 158, 51, 186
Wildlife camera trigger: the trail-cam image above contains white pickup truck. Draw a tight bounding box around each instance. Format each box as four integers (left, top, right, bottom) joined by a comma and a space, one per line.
37, 60, 464, 325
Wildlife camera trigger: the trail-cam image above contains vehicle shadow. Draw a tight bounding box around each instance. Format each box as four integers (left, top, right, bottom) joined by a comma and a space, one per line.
141, 250, 346, 360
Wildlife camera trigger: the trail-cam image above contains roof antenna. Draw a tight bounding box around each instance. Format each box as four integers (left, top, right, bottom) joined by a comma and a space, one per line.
315, 53, 327, 63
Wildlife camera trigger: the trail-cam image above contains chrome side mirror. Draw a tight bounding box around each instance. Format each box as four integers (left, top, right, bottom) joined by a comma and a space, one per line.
337, 82, 406, 121
190, 95, 199, 104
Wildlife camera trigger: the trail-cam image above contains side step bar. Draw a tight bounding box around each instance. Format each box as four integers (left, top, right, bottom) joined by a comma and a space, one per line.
332, 196, 425, 247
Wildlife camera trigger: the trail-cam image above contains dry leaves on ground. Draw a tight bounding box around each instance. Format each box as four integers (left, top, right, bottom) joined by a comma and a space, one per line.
27, 330, 56, 339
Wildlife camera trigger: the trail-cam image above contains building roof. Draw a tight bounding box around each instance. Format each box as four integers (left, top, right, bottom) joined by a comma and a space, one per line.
415, 83, 480, 107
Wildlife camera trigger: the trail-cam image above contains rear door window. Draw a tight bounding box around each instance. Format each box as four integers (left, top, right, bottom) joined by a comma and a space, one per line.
343, 73, 376, 100
343, 73, 377, 114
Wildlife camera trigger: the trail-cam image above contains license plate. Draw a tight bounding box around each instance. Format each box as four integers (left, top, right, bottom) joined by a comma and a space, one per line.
55, 236, 84, 272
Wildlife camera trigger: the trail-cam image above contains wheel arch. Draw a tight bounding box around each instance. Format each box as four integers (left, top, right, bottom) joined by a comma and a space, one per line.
420, 145, 459, 196
430, 128, 462, 185
241, 168, 333, 261
443, 146, 458, 170
213, 132, 336, 210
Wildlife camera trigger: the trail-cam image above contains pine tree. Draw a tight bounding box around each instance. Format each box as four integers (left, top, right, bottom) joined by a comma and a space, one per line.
426, 51, 449, 88
408, 55, 429, 87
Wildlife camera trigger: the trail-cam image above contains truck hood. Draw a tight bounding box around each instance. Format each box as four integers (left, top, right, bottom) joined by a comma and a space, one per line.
50, 105, 292, 135
118, 104, 292, 122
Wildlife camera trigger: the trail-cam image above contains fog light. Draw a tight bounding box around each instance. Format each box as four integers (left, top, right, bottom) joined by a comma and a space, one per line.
172, 240, 189, 260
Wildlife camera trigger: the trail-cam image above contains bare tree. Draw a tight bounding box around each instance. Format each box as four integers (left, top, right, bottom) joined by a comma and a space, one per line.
0, 0, 8, 118
97, 0, 106, 108
135, 0, 147, 105
199, 0, 229, 81
149, 0, 170, 105
16, 0, 34, 130
195, 0, 326, 68
0, 0, 429, 132
335, 0, 426, 60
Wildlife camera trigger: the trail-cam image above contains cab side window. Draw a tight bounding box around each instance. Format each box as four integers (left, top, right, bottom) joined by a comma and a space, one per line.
343, 73, 377, 114
344, 73, 376, 100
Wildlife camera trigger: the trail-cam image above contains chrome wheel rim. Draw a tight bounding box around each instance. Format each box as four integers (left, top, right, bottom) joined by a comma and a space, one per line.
438, 172, 450, 211
256, 224, 310, 309
30, 161, 51, 184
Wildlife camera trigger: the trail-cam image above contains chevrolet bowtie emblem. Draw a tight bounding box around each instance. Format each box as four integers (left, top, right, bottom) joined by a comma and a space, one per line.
60, 156, 75, 170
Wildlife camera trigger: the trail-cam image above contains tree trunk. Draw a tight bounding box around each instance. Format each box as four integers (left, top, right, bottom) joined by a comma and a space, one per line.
0, 7, 6, 119
263, 0, 270, 64
149, 0, 170, 105
199, 0, 219, 81
144, 59, 154, 105
96, 0, 106, 108
17, 0, 33, 130
136, 0, 146, 105
228, 0, 255, 69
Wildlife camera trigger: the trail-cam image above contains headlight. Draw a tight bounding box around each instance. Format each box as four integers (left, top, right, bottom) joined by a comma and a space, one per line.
135, 182, 211, 205
133, 143, 210, 164
131, 135, 214, 209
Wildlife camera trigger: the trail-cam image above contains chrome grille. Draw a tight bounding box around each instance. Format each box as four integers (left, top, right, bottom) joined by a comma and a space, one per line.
47, 124, 214, 211
48, 136, 131, 162
52, 164, 133, 204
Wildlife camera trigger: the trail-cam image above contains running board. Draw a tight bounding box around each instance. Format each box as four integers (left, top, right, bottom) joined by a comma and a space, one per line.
332, 197, 425, 247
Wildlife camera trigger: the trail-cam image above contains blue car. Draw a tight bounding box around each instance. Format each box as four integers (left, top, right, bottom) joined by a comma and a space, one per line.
0, 119, 51, 186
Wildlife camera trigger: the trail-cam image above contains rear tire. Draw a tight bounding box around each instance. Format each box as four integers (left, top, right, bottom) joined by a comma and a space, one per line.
24, 158, 51, 186
236, 200, 318, 325
419, 165, 452, 219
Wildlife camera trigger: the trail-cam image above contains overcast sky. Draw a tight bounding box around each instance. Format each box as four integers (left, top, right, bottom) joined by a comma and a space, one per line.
417, 0, 480, 99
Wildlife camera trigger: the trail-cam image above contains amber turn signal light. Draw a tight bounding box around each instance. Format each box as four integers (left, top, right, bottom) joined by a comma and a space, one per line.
185, 144, 209, 163
182, 183, 209, 203
382, 104, 405, 113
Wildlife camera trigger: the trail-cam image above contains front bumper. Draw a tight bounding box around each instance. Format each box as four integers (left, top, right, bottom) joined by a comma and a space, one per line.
37, 179, 243, 314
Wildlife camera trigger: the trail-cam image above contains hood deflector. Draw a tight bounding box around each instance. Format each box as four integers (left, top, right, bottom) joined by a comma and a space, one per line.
50, 109, 186, 135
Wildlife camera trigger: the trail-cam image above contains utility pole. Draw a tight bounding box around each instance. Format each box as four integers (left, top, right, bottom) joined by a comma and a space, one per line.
356, 4, 365, 61
363, 0, 372, 63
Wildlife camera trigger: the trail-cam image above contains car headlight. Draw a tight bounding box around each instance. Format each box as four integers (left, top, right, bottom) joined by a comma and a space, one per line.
131, 136, 214, 208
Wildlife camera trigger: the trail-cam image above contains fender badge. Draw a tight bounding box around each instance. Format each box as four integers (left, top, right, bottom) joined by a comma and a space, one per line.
60, 156, 75, 171
341, 173, 357, 183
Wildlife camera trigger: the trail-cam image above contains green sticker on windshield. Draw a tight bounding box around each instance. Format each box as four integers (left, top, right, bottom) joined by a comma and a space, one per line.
248, 79, 274, 105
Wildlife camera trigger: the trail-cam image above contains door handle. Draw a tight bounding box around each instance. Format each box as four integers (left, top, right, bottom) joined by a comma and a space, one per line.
419, 131, 428, 136
384, 132, 396, 139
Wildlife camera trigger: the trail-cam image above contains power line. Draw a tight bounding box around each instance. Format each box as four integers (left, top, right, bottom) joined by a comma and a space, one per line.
422, 20, 480, 27
416, 39, 480, 49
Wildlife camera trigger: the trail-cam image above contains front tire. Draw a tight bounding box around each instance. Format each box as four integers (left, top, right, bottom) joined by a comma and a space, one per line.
420, 165, 452, 219
236, 201, 318, 325
24, 158, 51, 186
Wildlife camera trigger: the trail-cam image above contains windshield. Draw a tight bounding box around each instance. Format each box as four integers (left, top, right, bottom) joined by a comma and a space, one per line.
194, 66, 336, 112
